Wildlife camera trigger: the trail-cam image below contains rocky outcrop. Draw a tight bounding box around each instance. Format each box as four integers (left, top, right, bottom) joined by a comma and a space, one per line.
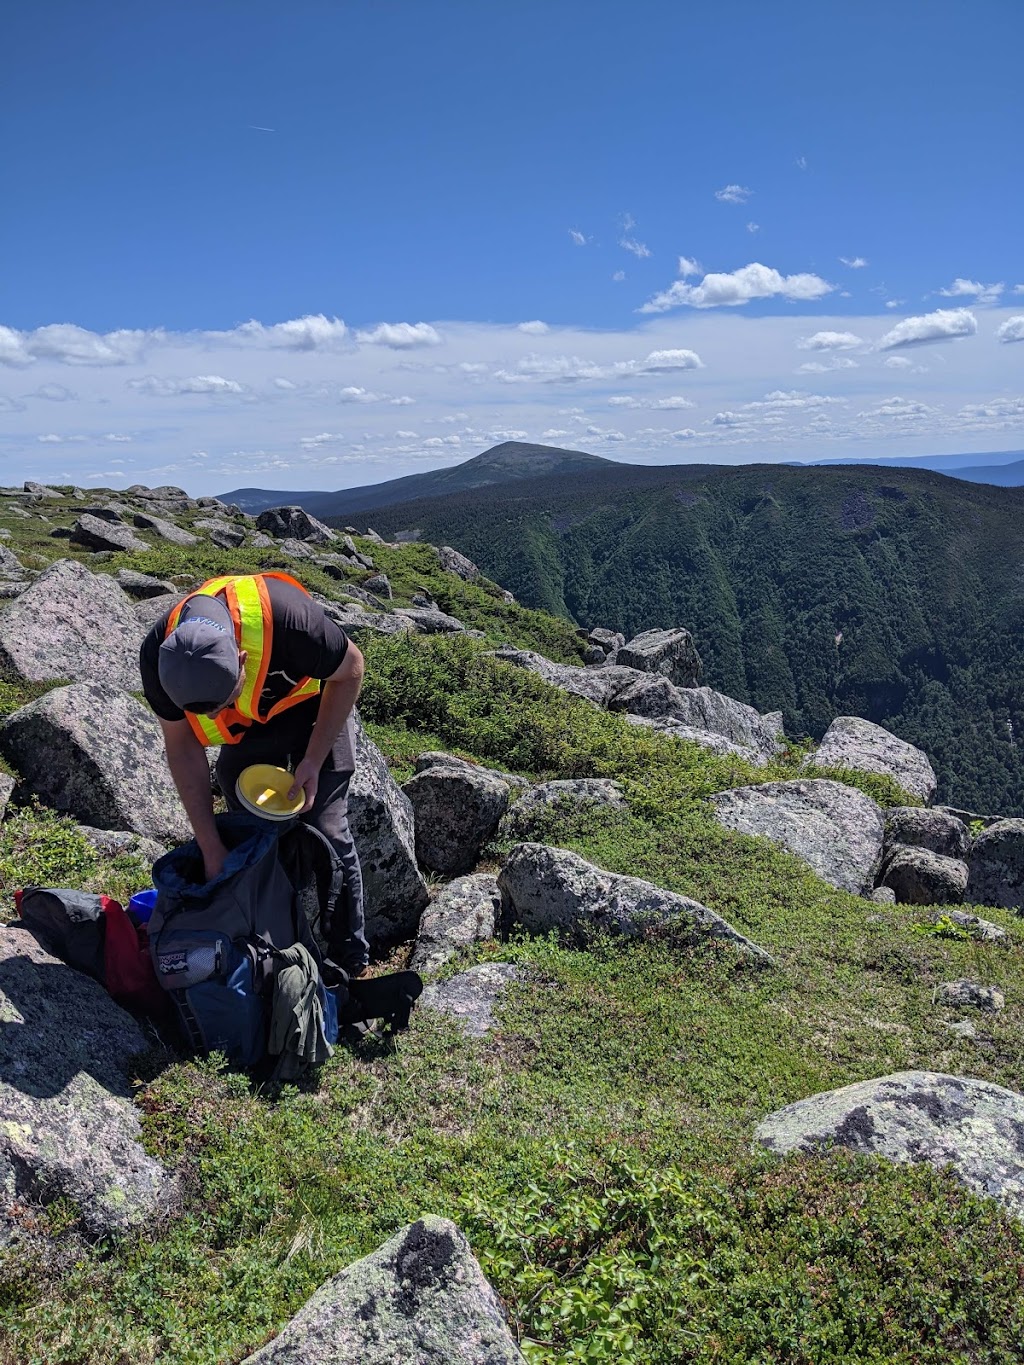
410, 874, 503, 974
501, 779, 625, 840
114, 568, 176, 599
362, 572, 392, 599
133, 592, 180, 632
256, 505, 336, 545
0, 683, 190, 842
132, 510, 199, 546
814, 716, 937, 803
395, 606, 466, 634
76, 825, 168, 866
0, 925, 174, 1239
616, 627, 702, 688
0, 545, 25, 579
194, 518, 245, 549
611, 680, 780, 762
965, 820, 1024, 910
623, 714, 764, 763
241, 1216, 523, 1363
710, 779, 884, 895
884, 807, 971, 861
420, 963, 522, 1038
937, 980, 1004, 1011
349, 717, 430, 947
498, 843, 772, 962
403, 762, 510, 874
70, 513, 149, 554
412, 752, 528, 788
755, 1071, 1024, 1218
437, 546, 480, 580
926, 909, 1009, 944
0, 558, 143, 691
879, 846, 969, 905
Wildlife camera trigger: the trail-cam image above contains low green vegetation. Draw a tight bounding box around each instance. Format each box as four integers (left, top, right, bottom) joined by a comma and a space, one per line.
1, 488, 1023, 1362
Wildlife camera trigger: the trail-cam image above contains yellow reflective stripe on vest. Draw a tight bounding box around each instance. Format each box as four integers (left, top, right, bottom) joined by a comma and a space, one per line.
230, 576, 270, 721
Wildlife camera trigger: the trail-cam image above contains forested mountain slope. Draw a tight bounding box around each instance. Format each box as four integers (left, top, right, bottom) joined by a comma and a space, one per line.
365, 463, 1024, 812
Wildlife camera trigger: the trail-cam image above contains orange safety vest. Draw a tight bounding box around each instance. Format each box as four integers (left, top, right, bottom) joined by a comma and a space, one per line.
165, 572, 321, 747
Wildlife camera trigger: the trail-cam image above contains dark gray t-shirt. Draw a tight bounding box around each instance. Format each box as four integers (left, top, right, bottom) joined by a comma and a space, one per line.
140, 577, 349, 728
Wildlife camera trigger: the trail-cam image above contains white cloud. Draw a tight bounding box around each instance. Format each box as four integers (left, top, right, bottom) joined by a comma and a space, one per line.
652, 396, 696, 409
517, 320, 549, 335
620, 237, 651, 259
884, 356, 912, 368
876, 307, 977, 351
745, 390, 844, 411
798, 330, 865, 351
796, 156, 808, 171
494, 354, 605, 384
569, 229, 587, 246
996, 316, 1024, 344
860, 396, 934, 420
884, 299, 904, 309
710, 411, 746, 427
129, 374, 245, 396
390, 395, 415, 405
273, 377, 297, 389
395, 429, 418, 439
938, 278, 1004, 305
338, 386, 382, 403
747, 221, 759, 234
612, 270, 626, 282
678, 257, 701, 277
642, 261, 833, 313
541, 428, 569, 438
104, 432, 133, 442
608, 395, 640, 408
715, 184, 752, 204
673, 428, 697, 439
299, 431, 344, 449
228, 314, 348, 350
0, 322, 157, 367
625, 349, 704, 374
839, 257, 868, 269
796, 357, 859, 374
355, 322, 442, 349
31, 382, 77, 401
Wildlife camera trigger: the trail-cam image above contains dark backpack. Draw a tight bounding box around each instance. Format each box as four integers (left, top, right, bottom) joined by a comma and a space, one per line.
16, 886, 167, 1018
149, 812, 327, 1068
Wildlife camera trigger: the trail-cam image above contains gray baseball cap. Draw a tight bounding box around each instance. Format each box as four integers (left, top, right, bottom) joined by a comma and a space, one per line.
158, 594, 240, 714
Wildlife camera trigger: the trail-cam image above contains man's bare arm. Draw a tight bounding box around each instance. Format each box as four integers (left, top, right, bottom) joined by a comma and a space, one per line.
159, 716, 228, 880
288, 642, 365, 811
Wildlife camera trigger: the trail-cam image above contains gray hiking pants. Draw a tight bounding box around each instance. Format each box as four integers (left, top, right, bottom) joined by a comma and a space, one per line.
215, 702, 369, 973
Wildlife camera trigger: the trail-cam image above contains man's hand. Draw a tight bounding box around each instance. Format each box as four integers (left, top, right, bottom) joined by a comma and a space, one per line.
201, 837, 230, 883
288, 757, 320, 814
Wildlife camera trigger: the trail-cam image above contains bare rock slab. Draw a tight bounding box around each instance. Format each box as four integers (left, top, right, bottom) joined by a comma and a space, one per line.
884, 807, 970, 860
411, 874, 503, 975
966, 819, 1024, 910
880, 846, 969, 905
616, 627, 702, 688
403, 763, 510, 875
498, 842, 772, 962
395, 606, 466, 634
0, 682, 190, 842
242, 1216, 523, 1363
711, 779, 884, 895
255, 505, 336, 545
349, 716, 430, 948
0, 558, 142, 691
70, 513, 149, 554
937, 980, 1005, 1011
132, 510, 198, 546
754, 1071, 1024, 1219
420, 963, 522, 1038
0, 925, 173, 1238
814, 716, 937, 803
437, 545, 480, 580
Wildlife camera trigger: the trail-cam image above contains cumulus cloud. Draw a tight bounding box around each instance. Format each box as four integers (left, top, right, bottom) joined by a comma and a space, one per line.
678, 257, 701, 277
227, 314, 348, 350
710, 411, 746, 427
673, 428, 697, 440
876, 307, 977, 351
745, 390, 845, 411
620, 237, 651, 259
715, 184, 752, 204
652, 396, 696, 409
641, 261, 833, 312
797, 330, 864, 351
608, 396, 640, 408
0, 322, 156, 367
355, 322, 442, 348
996, 316, 1024, 344
129, 374, 245, 396
338, 386, 382, 403
273, 377, 297, 389
839, 257, 868, 268
884, 356, 912, 368
517, 321, 549, 335
938, 278, 1004, 305
621, 349, 704, 375
860, 396, 934, 420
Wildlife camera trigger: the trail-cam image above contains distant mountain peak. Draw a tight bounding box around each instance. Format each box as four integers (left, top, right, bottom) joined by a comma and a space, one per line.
469, 440, 612, 470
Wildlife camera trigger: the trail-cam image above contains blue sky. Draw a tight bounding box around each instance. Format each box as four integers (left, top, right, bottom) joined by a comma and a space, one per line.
1, 0, 1021, 492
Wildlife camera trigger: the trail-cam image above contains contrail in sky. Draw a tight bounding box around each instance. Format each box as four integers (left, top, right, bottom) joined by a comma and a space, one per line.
248, 125, 276, 132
